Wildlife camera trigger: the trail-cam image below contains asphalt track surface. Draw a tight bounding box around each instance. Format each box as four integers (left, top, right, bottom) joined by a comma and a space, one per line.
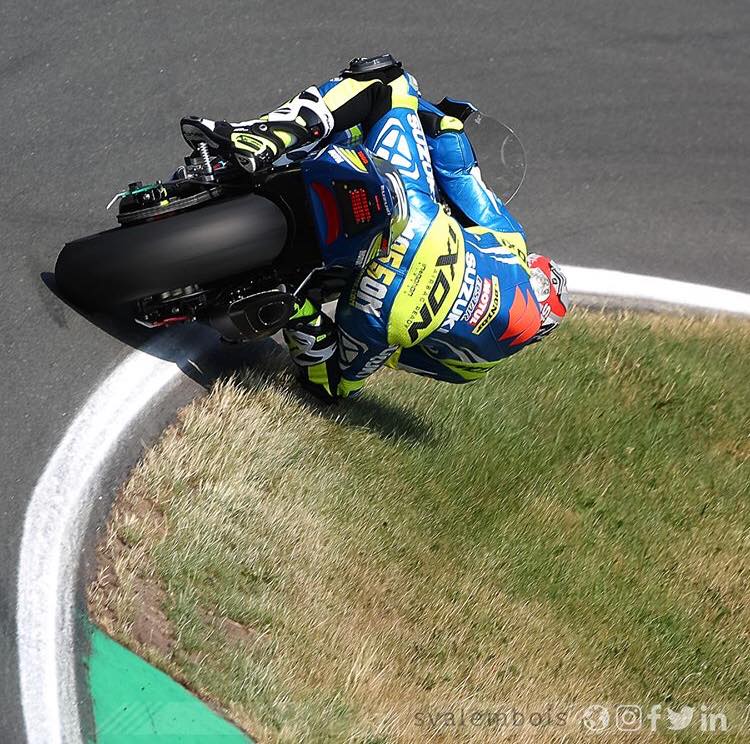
2, 1, 749, 740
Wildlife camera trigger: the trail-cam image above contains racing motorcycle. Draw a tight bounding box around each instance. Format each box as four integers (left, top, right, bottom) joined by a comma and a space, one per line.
54, 107, 525, 342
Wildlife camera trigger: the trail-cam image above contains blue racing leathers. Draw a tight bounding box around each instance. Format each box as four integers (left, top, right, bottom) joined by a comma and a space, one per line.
312, 70, 545, 399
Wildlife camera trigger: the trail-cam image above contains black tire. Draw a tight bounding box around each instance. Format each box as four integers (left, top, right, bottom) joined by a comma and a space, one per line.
55, 194, 288, 310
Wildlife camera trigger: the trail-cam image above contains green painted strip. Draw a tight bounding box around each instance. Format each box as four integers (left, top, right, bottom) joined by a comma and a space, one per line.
88, 627, 252, 743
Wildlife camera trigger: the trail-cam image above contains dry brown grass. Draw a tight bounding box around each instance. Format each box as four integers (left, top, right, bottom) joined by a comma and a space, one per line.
89, 311, 750, 742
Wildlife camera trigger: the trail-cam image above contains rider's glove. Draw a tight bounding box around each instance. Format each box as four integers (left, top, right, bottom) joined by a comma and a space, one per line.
283, 297, 340, 404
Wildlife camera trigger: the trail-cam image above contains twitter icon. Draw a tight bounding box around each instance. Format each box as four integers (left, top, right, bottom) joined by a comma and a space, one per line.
667, 706, 694, 730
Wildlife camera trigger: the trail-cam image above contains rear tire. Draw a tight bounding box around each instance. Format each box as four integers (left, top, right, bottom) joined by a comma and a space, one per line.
55, 194, 288, 310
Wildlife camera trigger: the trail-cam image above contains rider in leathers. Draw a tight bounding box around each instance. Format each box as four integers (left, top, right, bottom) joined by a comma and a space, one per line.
181, 55, 569, 402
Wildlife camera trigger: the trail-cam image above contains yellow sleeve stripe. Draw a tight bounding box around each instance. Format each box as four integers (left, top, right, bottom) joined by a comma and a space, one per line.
385, 348, 402, 369
323, 75, 418, 116
389, 76, 418, 111
323, 78, 379, 112
307, 362, 332, 395
337, 377, 366, 397
391, 93, 419, 111
440, 115, 463, 131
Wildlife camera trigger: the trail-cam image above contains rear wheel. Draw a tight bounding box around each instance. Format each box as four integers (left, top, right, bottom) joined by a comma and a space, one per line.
55, 193, 288, 311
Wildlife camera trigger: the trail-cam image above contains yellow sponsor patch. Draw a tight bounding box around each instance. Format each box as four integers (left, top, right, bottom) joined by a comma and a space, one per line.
388, 210, 465, 347
334, 146, 368, 173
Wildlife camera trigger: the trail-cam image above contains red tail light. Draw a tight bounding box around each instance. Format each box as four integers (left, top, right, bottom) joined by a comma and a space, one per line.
349, 187, 371, 224
311, 182, 341, 244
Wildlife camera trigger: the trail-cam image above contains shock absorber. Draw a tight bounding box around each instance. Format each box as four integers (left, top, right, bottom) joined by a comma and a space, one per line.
197, 141, 213, 180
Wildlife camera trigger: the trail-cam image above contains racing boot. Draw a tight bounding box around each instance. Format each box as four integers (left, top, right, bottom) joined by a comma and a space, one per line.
283, 295, 340, 403
180, 86, 334, 173
230, 86, 334, 172
180, 116, 235, 152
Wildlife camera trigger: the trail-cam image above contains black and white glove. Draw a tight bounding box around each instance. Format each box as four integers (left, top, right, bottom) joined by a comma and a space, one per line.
283, 297, 340, 404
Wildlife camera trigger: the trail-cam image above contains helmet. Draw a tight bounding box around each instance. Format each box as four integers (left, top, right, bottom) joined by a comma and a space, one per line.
527, 254, 570, 340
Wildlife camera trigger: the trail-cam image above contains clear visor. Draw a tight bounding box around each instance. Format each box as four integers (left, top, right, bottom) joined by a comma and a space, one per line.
463, 111, 527, 204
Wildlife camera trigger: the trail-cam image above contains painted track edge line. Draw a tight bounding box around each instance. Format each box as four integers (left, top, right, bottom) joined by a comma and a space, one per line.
562, 265, 750, 316
16, 339, 199, 744
16, 266, 750, 744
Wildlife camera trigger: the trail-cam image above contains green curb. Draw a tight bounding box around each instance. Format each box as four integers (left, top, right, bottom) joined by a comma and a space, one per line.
87, 627, 252, 742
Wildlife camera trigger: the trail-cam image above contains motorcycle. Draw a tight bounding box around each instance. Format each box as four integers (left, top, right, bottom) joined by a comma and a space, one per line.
54, 108, 525, 343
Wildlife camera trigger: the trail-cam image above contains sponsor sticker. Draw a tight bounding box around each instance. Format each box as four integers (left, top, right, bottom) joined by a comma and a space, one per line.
440, 253, 477, 332
331, 146, 368, 173
351, 224, 413, 316
469, 276, 500, 335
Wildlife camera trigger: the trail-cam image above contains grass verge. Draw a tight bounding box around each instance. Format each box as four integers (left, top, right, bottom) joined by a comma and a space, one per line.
89, 310, 750, 743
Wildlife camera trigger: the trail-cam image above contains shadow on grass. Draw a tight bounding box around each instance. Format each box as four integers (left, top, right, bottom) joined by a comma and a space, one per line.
330, 395, 435, 445
236, 346, 436, 446
40, 270, 288, 391
41, 269, 435, 444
